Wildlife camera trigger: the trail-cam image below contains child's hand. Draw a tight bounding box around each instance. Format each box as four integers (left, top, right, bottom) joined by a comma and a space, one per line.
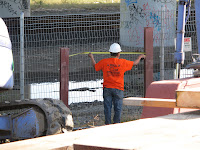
140, 54, 146, 60
88, 53, 93, 58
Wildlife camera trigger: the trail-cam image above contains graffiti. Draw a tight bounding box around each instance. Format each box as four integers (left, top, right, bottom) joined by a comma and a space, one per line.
120, 0, 176, 47
129, 14, 142, 26
125, 0, 137, 7
22, 0, 28, 9
152, 0, 175, 5
153, 31, 175, 44
150, 12, 161, 31
121, 19, 141, 29
0, 0, 28, 16
143, 2, 151, 11
0, 0, 17, 15
163, 5, 176, 30
9, 0, 28, 10
129, 17, 140, 25
127, 26, 144, 46
129, 4, 145, 19
143, 2, 151, 27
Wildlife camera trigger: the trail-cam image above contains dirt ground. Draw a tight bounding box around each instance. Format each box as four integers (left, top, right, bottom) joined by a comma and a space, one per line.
69, 101, 143, 129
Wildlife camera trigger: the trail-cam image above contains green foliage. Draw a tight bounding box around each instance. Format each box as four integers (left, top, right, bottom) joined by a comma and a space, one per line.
32, 0, 44, 6
30, 0, 120, 11
61, 0, 82, 4
31, 0, 120, 5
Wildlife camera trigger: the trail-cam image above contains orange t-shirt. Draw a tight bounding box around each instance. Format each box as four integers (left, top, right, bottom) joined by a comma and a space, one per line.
95, 58, 134, 91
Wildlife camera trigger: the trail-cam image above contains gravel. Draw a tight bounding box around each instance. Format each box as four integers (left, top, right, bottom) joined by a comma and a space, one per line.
69, 100, 143, 129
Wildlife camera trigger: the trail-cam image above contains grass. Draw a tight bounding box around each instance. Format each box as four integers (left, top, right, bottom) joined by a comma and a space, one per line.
30, 0, 194, 12
30, 0, 120, 10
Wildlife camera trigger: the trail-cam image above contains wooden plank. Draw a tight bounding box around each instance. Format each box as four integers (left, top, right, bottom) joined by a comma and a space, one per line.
73, 110, 200, 150
177, 88, 200, 108
73, 144, 120, 150
0, 133, 75, 150
123, 97, 176, 108
2, 110, 200, 150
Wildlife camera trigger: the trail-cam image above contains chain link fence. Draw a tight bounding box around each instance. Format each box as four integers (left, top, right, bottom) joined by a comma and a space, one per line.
1, 7, 198, 128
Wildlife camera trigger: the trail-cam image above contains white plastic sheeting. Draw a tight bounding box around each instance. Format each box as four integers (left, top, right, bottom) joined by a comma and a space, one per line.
0, 18, 14, 89
30, 80, 103, 105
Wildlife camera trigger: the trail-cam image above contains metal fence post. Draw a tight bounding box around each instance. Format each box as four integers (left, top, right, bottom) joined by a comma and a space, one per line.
60, 48, 69, 107
160, 6, 165, 80
144, 27, 153, 96
20, 12, 25, 100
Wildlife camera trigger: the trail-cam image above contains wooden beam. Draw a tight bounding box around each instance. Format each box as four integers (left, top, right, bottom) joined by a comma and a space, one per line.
144, 27, 153, 96
123, 97, 176, 108
176, 88, 200, 108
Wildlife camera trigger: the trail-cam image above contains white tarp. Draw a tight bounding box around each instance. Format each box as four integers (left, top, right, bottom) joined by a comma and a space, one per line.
30, 80, 104, 104
0, 18, 14, 89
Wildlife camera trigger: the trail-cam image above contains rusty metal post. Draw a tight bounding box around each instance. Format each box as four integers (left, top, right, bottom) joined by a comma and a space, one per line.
60, 48, 69, 107
144, 27, 153, 96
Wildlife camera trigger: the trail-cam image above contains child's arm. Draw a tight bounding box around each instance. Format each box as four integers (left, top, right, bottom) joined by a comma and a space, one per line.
88, 53, 96, 68
133, 54, 146, 66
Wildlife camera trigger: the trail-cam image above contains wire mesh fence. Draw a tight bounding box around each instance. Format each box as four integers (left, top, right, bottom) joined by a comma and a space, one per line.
0, 7, 198, 128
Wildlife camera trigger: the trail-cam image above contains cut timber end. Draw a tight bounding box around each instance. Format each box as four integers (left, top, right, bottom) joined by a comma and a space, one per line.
141, 77, 200, 118
177, 88, 200, 108
123, 97, 176, 108
124, 93, 200, 109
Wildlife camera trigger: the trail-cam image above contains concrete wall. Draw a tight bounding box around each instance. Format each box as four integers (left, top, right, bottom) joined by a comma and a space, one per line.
0, 0, 30, 18
120, 0, 176, 47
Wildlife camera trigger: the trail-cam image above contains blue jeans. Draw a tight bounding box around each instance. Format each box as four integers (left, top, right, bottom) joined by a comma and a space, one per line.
103, 88, 124, 125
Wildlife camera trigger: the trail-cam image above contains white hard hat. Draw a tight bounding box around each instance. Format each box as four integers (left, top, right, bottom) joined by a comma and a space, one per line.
109, 43, 122, 53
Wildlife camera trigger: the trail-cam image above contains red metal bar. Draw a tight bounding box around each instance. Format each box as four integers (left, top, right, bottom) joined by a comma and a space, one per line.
60, 48, 69, 107
144, 27, 153, 96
